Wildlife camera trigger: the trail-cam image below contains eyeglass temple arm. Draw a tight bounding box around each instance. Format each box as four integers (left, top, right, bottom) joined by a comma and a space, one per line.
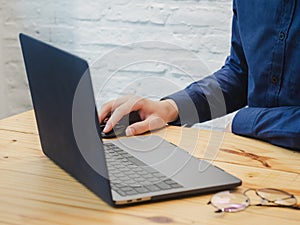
253, 203, 300, 210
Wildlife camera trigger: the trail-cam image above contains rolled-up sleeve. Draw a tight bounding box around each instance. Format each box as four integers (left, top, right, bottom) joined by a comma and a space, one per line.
232, 107, 300, 150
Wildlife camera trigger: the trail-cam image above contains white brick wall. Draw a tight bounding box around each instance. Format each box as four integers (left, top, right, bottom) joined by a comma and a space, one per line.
0, 3, 3, 119
0, 0, 233, 121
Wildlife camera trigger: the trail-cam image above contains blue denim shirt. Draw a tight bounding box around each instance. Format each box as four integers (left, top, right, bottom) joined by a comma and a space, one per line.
165, 0, 300, 150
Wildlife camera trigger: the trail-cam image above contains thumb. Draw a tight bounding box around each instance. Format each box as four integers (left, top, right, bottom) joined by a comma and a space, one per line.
125, 116, 166, 136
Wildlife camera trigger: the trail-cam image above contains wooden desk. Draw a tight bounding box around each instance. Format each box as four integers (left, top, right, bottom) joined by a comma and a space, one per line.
0, 111, 299, 225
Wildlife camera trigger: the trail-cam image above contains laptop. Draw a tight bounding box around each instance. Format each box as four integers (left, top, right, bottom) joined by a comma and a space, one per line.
19, 33, 241, 207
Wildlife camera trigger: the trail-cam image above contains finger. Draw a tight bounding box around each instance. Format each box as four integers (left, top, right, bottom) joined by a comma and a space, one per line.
99, 96, 139, 123
98, 97, 129, 122
110, 95, 141, 111
125, 116, 166, 136
103, 97, 145, 132
103, 103, 137, 133
98, 100, 114, 123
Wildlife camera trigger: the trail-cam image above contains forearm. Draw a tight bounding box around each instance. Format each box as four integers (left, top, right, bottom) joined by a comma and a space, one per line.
164, 66, 248, 126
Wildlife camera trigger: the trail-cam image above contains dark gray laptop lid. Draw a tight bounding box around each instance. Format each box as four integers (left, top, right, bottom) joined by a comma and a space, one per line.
19, 33, 114, 206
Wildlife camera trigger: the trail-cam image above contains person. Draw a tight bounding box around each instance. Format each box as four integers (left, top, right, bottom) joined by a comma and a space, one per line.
99, 0, 300, 151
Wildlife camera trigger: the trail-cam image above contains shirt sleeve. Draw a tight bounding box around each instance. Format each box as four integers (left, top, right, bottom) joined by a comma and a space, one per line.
163, 0, 248, 126
232, 107, 300, 150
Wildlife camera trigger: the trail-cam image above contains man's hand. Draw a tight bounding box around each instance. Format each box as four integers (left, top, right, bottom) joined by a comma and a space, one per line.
99, 95, 179, 136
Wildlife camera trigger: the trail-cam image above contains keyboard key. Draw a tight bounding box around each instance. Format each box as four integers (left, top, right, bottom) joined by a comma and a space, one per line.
124, 190, 138, 195
144, 184, 161, 192
134, 187, 148, 194
156, 182, 172, 190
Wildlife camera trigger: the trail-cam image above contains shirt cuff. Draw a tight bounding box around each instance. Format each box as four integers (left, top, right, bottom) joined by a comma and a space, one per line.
161, 90, 200, 127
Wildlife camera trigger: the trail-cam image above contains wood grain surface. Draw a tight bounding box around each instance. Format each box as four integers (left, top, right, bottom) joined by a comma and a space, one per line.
0, 111, 299, 225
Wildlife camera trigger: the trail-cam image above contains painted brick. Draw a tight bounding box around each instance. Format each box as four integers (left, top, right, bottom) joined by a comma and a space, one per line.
0, 0, 233, 123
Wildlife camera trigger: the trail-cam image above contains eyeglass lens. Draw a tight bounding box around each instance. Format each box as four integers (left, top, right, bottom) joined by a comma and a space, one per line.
209, 190, 250, 212
255, 188, 297, 206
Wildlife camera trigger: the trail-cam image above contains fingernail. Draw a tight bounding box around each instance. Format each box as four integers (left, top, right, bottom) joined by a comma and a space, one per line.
103, 122, 112, 133
126, 127, 135, 136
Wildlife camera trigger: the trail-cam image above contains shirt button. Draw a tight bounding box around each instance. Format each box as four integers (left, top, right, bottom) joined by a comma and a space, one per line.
272, 76, 278, 84
279, 32, 285, 40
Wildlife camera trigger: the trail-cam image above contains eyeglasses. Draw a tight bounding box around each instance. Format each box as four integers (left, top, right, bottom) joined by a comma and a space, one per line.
208, 188, 300, 213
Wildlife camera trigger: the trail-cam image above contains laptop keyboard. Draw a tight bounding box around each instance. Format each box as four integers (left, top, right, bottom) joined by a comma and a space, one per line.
104, 142, 183, 196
